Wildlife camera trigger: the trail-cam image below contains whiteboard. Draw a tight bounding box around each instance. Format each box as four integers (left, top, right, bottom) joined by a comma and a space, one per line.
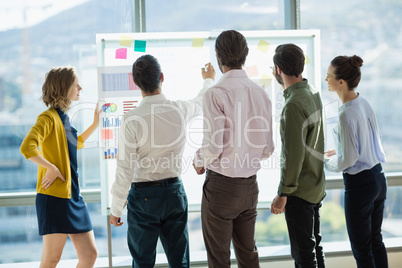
96, 30, 321, 215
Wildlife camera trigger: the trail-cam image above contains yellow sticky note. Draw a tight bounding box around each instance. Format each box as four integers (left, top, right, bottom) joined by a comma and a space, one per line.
260, 74, 272, 88
120, 35, 132, 47
257, 39, 270, 53
305, 54, 311, 65
192, 38, 204, 49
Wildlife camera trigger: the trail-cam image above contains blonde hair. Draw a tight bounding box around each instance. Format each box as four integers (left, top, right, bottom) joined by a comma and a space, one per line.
41, 66, 77, 111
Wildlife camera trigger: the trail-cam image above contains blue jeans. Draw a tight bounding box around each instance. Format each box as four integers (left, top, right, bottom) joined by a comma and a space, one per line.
127, 178, 189, 268
343, 163, 388, 268
285, 196, 325, 268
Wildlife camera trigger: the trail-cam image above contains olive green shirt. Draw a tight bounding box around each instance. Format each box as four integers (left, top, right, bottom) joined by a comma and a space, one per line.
278, 79, 326, 204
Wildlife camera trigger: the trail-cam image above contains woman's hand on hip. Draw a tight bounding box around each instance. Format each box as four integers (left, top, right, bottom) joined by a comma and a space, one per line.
41, 164, 65, 189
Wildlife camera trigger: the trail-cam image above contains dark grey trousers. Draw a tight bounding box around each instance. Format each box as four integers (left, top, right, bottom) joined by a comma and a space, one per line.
201, 170, 260, 268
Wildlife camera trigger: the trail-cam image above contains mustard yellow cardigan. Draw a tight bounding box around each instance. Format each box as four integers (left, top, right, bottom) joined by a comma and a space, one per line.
20, 107, 84, 199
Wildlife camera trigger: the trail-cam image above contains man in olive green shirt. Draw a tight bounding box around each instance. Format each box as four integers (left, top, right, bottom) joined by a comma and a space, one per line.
271, 44, 326, 268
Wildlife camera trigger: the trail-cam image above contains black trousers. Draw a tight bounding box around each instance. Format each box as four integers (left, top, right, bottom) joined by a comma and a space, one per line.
343, 163, 388, 268
285, 196, 325, 268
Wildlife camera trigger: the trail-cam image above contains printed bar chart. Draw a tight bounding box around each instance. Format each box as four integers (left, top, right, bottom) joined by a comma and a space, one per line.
101, 73, 140, 92
102, 117, 121, 128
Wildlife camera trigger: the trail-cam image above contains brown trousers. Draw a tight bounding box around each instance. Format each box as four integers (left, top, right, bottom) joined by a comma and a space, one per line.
201, 170, 260, 268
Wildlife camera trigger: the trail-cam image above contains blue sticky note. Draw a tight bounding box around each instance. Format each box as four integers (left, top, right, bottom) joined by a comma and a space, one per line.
134, 40, 146, 52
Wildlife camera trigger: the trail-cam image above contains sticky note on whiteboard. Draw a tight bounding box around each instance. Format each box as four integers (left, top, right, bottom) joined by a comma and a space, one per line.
120, 34, 132, 47
115, 48, 127, 59
305, 54, 311, 64
257, 39, 270, 53
134, 40, 147, 52
246, 65, 259, 77
260, 74, 272, 88
192, 38, 204, 49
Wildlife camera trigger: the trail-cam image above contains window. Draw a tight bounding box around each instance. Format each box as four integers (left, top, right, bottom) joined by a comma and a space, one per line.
1, 0, 401, 266
0, 0, 133, 263
146, 0, 284, 32
300, 0, 402, 173
0, 0, 134, 193
300, 0, 402, 256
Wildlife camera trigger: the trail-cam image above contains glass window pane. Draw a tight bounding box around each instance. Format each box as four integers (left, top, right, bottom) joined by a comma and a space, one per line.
146, 0, 284, 32
0, 202, 108, 264
300, 0, 402, 173
0, 0, 133, 192
2, 187, 402, 264
255, 187, 402, 247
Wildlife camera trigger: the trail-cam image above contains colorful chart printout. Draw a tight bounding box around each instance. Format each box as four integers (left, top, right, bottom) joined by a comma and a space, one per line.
102, 103, 118, 113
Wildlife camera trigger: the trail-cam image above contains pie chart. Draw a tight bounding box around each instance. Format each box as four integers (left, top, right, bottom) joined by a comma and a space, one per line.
102, 103, 117, 113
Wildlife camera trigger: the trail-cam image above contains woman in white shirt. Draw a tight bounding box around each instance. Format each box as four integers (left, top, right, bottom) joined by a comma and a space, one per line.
324, 55, 388, 268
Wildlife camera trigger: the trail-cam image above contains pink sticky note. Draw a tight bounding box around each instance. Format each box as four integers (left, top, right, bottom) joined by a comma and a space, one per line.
101, 129, 114, 140
246, 65, 259, 77
115, 48, 127, 59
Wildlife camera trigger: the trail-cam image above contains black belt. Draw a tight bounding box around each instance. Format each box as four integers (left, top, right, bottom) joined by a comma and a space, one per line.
131, 177, 180, 188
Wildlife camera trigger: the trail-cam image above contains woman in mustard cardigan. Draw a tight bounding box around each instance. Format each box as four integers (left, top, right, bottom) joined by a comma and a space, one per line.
20, 66, 100, 268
